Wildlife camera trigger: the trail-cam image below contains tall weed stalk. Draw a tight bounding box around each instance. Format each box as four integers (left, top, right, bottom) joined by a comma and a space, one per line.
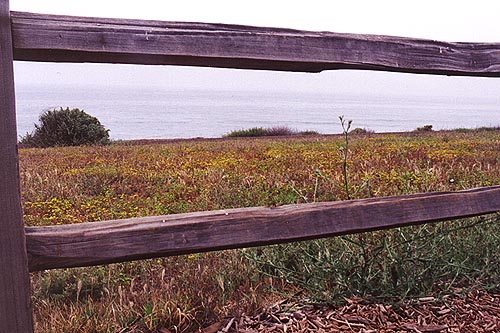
339, 116, 352, 199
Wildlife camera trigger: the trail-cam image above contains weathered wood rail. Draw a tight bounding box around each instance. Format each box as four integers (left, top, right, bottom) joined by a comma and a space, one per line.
10, 11, 500, 76
27, 186, 500, 272
1, 3, 499, 332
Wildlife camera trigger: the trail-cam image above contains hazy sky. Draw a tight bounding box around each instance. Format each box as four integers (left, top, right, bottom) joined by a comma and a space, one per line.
10, 0, 500, 98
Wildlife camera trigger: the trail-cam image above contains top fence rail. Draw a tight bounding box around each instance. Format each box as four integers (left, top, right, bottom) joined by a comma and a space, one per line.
10, 11, 500, 76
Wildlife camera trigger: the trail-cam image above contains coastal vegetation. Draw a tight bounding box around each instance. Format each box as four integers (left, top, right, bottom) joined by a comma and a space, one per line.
223, 126, 319, 137
415, 124, 434, 132
21, 128, 500, 332
20, 107, 110, 147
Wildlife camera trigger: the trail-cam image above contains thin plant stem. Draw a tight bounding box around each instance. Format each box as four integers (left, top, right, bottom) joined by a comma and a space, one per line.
339, 116, 352, 200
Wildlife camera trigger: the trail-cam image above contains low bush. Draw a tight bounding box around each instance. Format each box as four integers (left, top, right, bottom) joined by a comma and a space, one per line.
223, 127, 268, 137
245, 214, 500, 302
415, 124, 433, 132
20, 107, 110, 147
223, 126, 318, 137
350, 127, 375, 135
475, 126, 500, 132
298, 130, 320, 136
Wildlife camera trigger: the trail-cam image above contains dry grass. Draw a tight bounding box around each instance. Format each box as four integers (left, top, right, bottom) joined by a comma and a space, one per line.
20, 129, 500, 332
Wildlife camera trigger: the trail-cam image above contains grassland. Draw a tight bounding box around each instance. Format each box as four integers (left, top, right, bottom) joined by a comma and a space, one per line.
20, 129, 500, 332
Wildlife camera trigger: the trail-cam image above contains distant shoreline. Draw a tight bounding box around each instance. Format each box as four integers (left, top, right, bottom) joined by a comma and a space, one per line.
110, 127, 500, 147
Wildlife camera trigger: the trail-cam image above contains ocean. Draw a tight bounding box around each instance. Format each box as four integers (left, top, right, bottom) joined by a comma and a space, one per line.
14, 84, 500, 140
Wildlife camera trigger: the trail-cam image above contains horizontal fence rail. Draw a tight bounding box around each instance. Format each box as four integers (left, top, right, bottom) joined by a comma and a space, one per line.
11, 11, 500, 76
26, 186, 500, 272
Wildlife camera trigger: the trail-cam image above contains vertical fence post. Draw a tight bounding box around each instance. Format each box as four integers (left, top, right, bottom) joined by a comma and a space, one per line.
0, 0, 34, 331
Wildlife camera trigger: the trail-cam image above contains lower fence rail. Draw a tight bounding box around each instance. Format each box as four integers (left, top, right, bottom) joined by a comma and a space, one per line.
26, 186, 500, 272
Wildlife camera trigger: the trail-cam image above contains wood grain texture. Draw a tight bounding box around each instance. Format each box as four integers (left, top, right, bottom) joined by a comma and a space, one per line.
0, 2, 34, 332
26, 186, 500, 272
10, 11, 500, 76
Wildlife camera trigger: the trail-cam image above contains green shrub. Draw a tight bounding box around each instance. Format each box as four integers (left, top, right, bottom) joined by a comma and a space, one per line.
350, 127, 374, 135
415, 124, 433, 132
223, 126, 319, 138
298, 130, 320, 136
453, 127, 500, 133
476, 126, 500, 132
223, 127, 267, 137
265, 126, 296, 136
245, 214, 500, 302
20, 107, 110, 147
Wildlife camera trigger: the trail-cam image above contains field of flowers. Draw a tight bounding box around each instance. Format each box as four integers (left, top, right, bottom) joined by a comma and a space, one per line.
20, 129, 500, 332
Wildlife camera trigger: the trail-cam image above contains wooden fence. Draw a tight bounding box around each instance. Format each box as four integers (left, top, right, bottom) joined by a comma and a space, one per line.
1, 2, 500, 331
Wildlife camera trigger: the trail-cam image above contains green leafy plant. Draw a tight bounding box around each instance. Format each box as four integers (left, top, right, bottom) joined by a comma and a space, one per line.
223, 126, 318, 138
415, 124, 433, 132
20, 107, 110, 147
350, 127, 374, 135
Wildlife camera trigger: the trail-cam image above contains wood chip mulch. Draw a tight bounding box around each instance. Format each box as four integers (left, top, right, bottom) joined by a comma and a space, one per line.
202, 290, 500, 333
